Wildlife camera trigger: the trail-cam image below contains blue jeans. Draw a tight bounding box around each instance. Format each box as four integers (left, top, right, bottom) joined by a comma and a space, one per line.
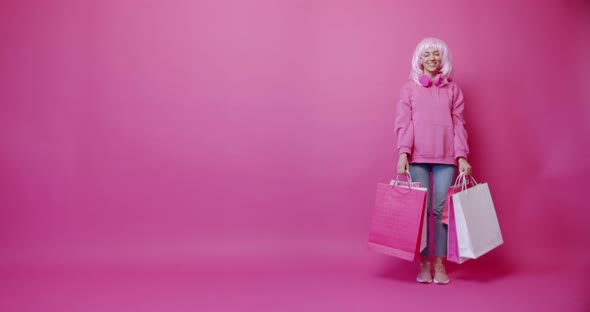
409, 163, 456, 257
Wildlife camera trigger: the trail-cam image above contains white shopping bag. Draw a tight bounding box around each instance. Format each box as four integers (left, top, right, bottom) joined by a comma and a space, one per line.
452, 179, 503, 259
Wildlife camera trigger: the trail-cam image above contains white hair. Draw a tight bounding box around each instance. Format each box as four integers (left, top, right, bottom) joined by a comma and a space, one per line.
410, 37, 453, 86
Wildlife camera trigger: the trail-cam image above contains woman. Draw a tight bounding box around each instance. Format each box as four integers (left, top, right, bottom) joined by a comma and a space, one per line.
394, 37, 472, 284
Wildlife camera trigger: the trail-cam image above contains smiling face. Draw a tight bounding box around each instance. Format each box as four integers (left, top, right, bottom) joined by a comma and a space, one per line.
420, 47, 441, 77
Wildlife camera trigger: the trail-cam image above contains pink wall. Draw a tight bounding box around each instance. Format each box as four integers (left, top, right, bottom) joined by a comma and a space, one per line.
1, 0, 589, 269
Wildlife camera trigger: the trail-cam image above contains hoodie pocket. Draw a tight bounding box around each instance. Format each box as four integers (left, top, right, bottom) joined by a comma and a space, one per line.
413, 124, 454, 158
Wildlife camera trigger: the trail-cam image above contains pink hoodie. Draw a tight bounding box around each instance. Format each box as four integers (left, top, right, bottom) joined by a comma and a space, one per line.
394, 80, 469, 165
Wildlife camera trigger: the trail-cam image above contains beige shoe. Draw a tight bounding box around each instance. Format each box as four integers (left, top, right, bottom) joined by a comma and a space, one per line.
416, 261, 432, 283
433, 263, 450, 284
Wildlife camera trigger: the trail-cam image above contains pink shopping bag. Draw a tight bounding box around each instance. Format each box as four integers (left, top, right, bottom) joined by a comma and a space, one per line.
442, 174, 477, 225
368, 177, 428, 262
441, 186, 461, 225
447, 192, 468, 264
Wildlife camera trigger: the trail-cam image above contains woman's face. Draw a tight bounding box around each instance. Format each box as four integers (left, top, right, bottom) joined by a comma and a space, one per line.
421, 47, 441, 75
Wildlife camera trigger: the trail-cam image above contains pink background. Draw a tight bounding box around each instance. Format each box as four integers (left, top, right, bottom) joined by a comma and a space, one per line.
1, 0, 589, 310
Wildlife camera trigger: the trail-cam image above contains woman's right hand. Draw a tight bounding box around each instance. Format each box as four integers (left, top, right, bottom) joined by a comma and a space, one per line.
397, 153, 409, 174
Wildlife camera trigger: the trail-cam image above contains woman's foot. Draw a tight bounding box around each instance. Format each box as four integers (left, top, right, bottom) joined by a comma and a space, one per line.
433, 262, 450, 284
416, 260, 432, 283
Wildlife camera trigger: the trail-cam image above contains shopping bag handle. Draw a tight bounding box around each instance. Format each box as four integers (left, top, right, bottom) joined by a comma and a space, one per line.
390, 170, 417, 194
391, 170, 413, 185
453, 172, 478, 191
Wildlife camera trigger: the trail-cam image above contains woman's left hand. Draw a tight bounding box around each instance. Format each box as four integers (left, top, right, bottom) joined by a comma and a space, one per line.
458, 158, 472, 176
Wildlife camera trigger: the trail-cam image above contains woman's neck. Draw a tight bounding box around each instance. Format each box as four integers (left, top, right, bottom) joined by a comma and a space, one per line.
424, 71, 438, 79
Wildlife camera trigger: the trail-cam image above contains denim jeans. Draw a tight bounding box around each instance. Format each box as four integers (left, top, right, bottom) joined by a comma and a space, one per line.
409, 163, 456, 257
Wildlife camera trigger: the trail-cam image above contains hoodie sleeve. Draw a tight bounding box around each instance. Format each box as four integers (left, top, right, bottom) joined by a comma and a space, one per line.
394, 83, 414, 155
451, 84, 469, 159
